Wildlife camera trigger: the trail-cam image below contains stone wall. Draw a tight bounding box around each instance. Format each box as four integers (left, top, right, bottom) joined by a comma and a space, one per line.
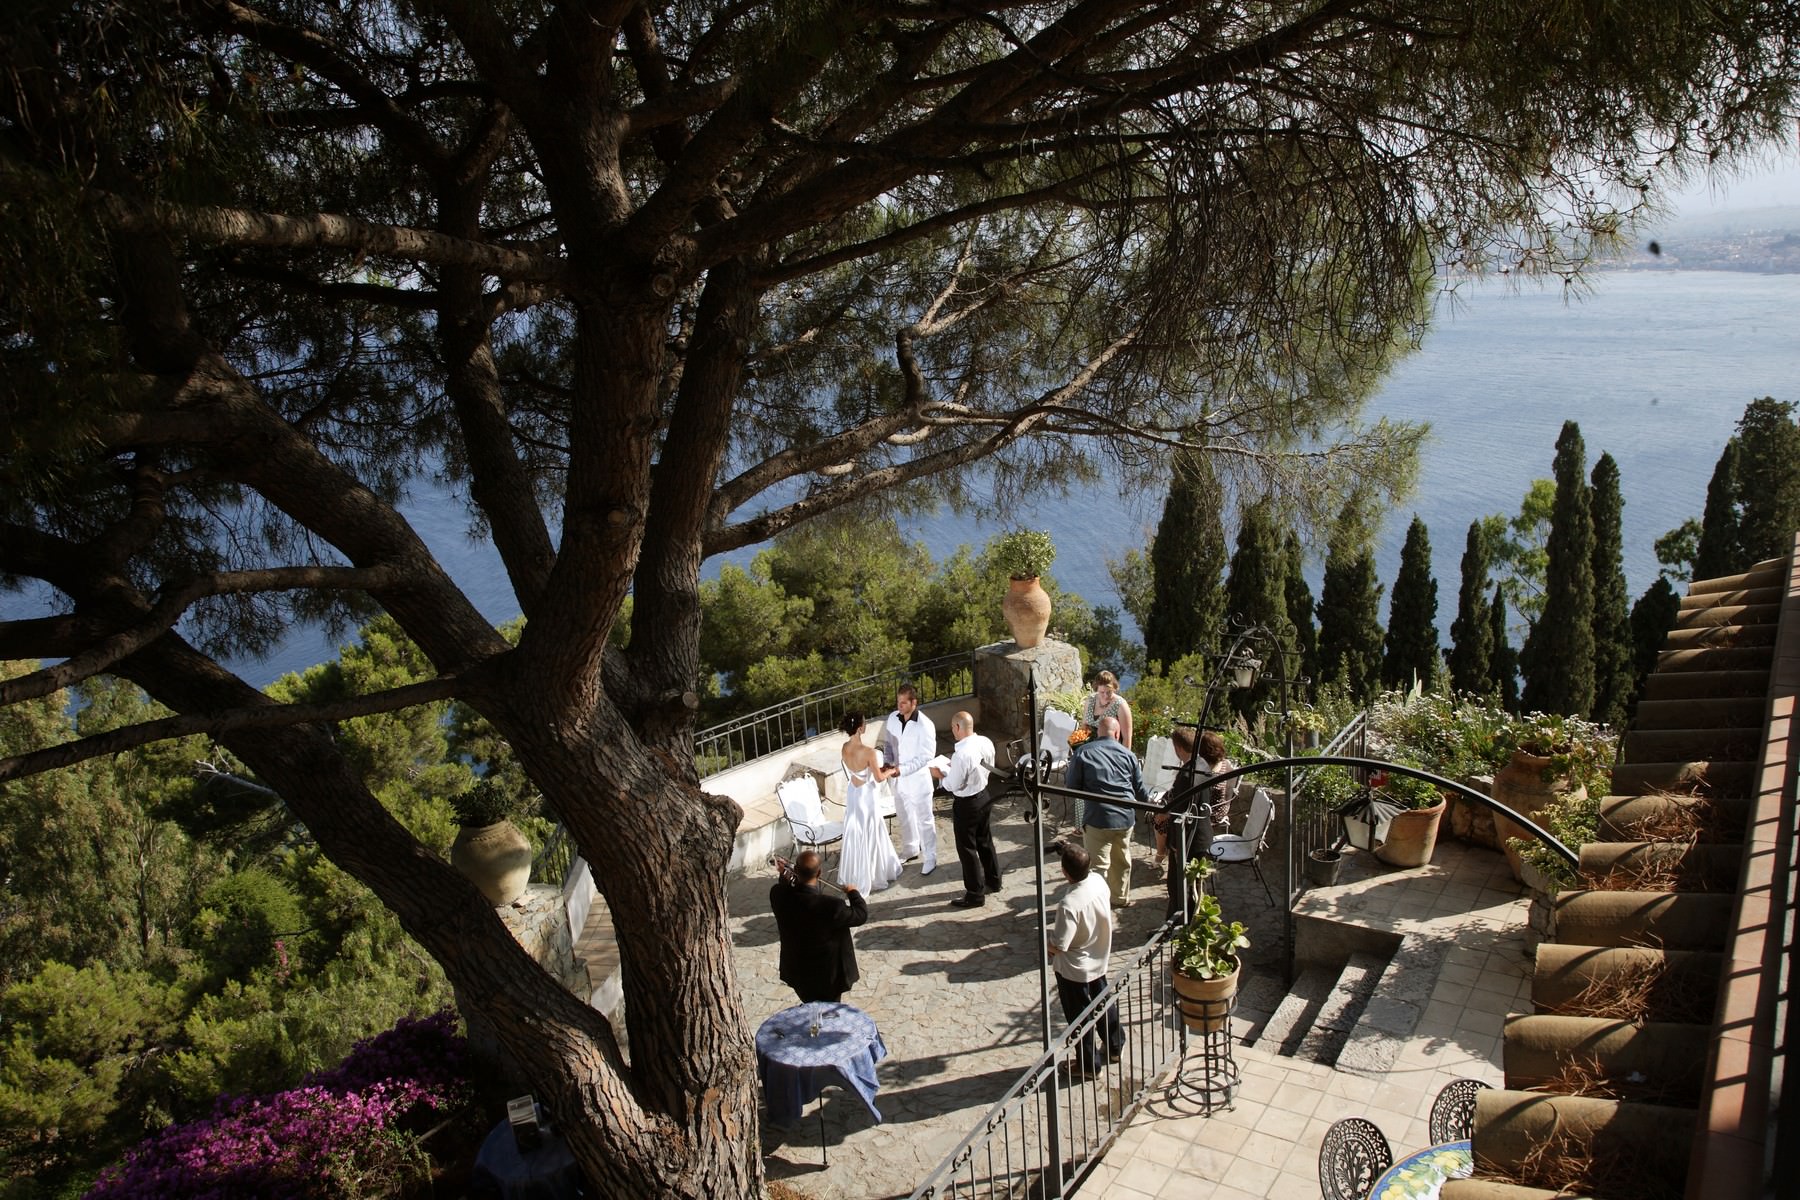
972, 638, 1084, 756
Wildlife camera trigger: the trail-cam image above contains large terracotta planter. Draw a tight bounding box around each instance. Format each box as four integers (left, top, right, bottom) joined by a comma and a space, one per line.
1374, 797, 1446, 868
1493, 749, 1584, 883
1002, 575, 1052, 648
451, 820, 534, 906
1172, 960, 1240, 1033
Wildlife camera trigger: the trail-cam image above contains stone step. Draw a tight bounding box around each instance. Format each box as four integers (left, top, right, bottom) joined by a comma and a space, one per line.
1597, 792, 1749, 841
1531, 944, 1721, 1023
1608, 759, 1753, 799
1249, 964, 1332, 1054
1620, 725, 1762, 764
1685, 559, 1787, 595
1443, 1181, 1598, 1200
1677, 583, 1783, 609
1654, 644, 1777, 674
1670, 600, 1780, 629
1579, 840, 1743, 892
1297, 951, 1388, 1066
1552, 890, 1736, 950
1660, 621, 1777, 651
1468, 1088, 1694, 1193
1502, 1012, 1710, 1103
1641, 667, 1771, 700
1631, 695, 1767, 730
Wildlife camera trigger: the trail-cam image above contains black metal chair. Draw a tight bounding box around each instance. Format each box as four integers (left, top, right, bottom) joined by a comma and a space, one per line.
1318, 1116, 1393, 1200
1429, 1076, 1492, 1144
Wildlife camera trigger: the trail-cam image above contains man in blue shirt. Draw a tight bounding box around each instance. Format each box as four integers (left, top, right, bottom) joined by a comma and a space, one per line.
1065, 715, 1149, 908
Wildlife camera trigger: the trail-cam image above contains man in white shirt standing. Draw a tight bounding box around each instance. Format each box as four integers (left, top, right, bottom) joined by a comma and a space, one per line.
1047, 843, 1124, 1073
884, 683, 938, 874
933, 710, 1001, 908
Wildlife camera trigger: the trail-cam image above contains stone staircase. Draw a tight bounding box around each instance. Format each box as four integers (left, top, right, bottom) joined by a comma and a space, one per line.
1444, 554, 1792, 1200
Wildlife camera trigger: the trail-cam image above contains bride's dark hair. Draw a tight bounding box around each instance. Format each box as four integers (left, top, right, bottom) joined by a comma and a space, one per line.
840, 713, 864, 737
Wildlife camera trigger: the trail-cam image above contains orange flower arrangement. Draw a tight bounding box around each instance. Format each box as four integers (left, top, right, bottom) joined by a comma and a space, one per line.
1067, 726, 1092, 748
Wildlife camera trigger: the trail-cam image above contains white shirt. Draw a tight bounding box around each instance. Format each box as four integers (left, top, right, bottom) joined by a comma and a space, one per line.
884, 709, 937, 789
941, 733, 995, 797
1049, 874, 1114, 983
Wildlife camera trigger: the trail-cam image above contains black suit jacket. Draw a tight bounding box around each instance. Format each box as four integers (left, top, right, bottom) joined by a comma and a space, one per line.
770, 878, 868, 997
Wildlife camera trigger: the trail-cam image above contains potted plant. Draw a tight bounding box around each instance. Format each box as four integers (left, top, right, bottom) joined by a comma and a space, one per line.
989, 529, 1056, 648
1491, 711, 1614, 882
1289, 706, 1328, 750
1170, 858, 1250, 1033
1369, 762, 1447, 869
449, 777, 534, 906
1306, 846, 1344, 887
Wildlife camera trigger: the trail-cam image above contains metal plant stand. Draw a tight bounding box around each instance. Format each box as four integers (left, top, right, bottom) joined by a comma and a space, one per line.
1171, 993, 1238, 1112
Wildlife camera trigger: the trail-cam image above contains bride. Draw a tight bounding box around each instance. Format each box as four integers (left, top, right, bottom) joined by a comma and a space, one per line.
837, 713, 902, 893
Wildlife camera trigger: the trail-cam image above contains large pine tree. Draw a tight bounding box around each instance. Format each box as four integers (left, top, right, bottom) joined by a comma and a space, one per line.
1145, 446, 1228, 669
1732, 397, 1800, 567
1382, 516, 1440, 690
1317, 525, 1386, 702
1521, 421, 1596, 715
1693, 438, 1743, 581
1589, 453, 1633, 729
1489, 587, 1521, 712
1446, 521, 1494, 695
1222, 500, 1288, 720
1284, 531, 1320, 687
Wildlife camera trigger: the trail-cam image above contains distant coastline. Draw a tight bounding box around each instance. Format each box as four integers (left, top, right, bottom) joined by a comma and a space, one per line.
1611, 204, 1800, 273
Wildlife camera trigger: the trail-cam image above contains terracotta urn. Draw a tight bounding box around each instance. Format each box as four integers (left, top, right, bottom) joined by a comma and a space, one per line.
1492, 749, 1583, 882
1374, 796, 1446, 868
451, 819, 534, 906
1002, 575, 1052, 648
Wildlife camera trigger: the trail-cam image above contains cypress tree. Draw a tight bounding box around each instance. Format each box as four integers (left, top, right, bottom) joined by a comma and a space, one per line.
1693, 438, 1741, 581
1317, 527, 1385, 702
1589, 453, 1633, 729
1489, 586, 1520, 713
1382, 516, 1439, 691
1520, 421, 1595, 716
1222, 500, 1287, 720
1629, 576, 1682, 723
1732, 397, 1800, 567
1145, 446, 1228, 668
1284, 531, 1320, 687
1446, 520, 1493, 696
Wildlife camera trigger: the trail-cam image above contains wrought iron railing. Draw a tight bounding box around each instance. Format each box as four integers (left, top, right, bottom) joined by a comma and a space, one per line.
531, 823, 576, 887
693, 652, 975, 777
1286, 713, 1370, 902
909, 918, 1184, 1200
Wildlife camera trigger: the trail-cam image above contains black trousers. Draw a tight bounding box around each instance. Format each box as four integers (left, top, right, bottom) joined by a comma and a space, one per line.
952, 784, 1002, 895
1163, 807, 1215, 920
1056, 973, 1123, 1066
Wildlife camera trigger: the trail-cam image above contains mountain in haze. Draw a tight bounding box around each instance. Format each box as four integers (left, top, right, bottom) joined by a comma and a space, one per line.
1615, 205, 1800, 272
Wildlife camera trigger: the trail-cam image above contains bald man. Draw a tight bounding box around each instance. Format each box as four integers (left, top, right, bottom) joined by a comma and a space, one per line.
933, 710, 1002, 908
1065, 714, 1149, 908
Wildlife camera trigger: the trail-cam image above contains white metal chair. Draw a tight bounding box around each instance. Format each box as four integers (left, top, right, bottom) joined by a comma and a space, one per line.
778, 776, 845, 863
1039, 708, 1078, 771
1208, 787, 1276, 905
1141, 735, 1178, 801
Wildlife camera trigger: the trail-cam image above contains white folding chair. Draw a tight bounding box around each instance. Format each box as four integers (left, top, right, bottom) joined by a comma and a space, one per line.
1039, 708, 1078, 771
778, 776, 845, 863
1208, 787, 1276, 905
1141, 735, 1177, 801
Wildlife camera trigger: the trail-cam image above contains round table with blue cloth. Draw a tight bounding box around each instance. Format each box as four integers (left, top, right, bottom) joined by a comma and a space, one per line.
1366, 1139, 1473, 1199
755, 1001, 887, 1124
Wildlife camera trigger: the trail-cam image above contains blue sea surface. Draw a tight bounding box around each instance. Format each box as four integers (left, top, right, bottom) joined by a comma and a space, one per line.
6, 271, 1793, 687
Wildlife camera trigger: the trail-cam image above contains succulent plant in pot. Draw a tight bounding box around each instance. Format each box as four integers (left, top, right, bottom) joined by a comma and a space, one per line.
989, 529, 1057, 648
989, 528, 1056, 580
449, 777, 533, 906
1170, 858, 1249, 1031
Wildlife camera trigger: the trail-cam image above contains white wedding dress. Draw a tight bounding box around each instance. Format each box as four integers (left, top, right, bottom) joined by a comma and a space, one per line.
838, 751, 902, 893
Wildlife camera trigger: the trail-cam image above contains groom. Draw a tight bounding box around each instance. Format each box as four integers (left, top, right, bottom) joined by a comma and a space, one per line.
884, 683, 938, 874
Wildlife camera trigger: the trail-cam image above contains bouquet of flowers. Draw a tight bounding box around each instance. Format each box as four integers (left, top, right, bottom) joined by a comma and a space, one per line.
1067, 726, 1092, 748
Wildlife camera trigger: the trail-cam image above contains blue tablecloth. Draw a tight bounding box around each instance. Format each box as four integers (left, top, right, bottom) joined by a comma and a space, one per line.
755, 1002, 887, 1123
470, 1110, 586, 1200
1367, 1139, 1472, 1199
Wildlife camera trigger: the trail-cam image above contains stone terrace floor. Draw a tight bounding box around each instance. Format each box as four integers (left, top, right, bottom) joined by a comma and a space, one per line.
726, 792, 1530, 1199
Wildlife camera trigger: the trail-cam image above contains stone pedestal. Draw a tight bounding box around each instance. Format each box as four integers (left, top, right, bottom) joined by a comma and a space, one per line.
973, 638, 1084, 759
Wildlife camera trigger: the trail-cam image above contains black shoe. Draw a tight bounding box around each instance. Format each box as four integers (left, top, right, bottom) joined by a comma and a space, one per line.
984, 881, 1002, 894
950, 892, 986, 908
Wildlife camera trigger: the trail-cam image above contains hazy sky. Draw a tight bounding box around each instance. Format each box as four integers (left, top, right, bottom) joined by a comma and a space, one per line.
1666, 150, 1800, 213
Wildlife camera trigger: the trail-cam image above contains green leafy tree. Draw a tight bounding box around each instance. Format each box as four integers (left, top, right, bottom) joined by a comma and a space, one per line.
5, 3, 1796, 1191
1731, 397, 1800, 567
1447, 521, 1495, 696
1521, 422, 1596, 716
1317, 523, 1386, 702
1382, 516, 1439, 691
1489, 587, 1521, 713
1283, 531, 1319, 687
1694, 438, 1744, 580
1589, 453, 1633, 729
1629, 576, 1683, 722
1144, 446, 1228, 669
1222, 500, 1288, 721
1489, 480, 1555, 625
1655, 518, 1702, 583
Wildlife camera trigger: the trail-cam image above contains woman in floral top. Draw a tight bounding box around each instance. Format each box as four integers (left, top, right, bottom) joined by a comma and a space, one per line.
1080, 670, 1133, 752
